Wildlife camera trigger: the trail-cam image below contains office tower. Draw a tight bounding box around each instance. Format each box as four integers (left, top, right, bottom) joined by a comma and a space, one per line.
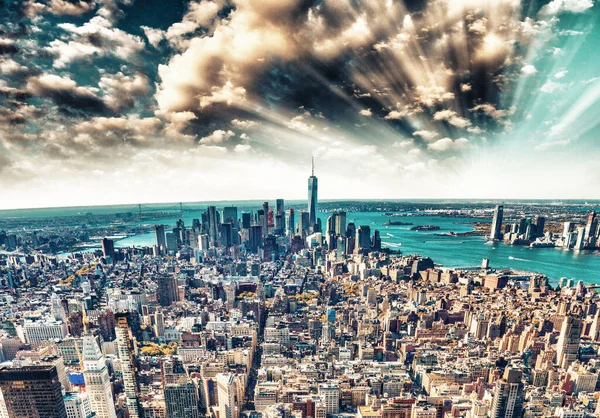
490, 205, 503, 240
336, 211, 347, 236
223, 207, 238, 226
262, 202, 269, 234
0, 365, 68, 418
355, 225, 371, 251
574, 227, 586, 251
490, 368, 524, 418
207, 206, 219, 245
276, 199, 285, 233
286, 209, 295, 237
157, 275, 178, 307
216, 373, 243, 418
326, 213, 338, 235
584, 211, 597, 240
219, 223, 234, 247
115, 314, 141, 418
562, 222, 573, 239
248, 225, 263, 253
535, 216, 545, 237
318, 383, 340, 415
308, 157, 318, 230
101, 238, 115, 259
241, 213, 251, 229
263, 235, 278, 261
154, 225, 166, 254
165, 381, 200, 418
298, 211, 310, 237
371, 230, 381, 250
154, 312, 165, 340
165, 232, 178, 253
556, 314, 583, 368
64, 392, 92, 418
82, 335, 117, 418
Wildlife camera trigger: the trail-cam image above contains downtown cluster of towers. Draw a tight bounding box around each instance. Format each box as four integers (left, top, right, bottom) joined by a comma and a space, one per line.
147, 162, 381, 260
489, 205, 600, 250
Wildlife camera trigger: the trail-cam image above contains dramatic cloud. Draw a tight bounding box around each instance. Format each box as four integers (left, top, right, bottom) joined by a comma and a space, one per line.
26, 74, 109, 114
1, 0, 600, 207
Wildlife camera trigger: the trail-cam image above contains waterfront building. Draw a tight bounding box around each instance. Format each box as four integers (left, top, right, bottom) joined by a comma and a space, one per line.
490, 205, 504, 240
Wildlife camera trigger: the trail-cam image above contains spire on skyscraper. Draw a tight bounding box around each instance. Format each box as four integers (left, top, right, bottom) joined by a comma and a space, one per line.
311, 156, 314, 176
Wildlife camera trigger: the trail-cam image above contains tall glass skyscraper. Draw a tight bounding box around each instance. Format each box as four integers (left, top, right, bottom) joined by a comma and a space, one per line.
308, 158, 318, 229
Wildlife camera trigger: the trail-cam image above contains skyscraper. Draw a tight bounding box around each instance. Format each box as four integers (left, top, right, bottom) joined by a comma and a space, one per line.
355, 225, 371, 252
216, 373, 243, 418
82, 335, 117, 418
286, 209, 295, 237
262, 202, 270, 235
490, 205, 504, 240
490, 368, 524, 418
207, 206, 219, 245
308, 157, 318, 230
165, 381, 200, 418
101, 238, 115, 259
115, 315, 141, 418
0, 365, 68, 418
155, 225, 166, 254
556, 314, 583, 368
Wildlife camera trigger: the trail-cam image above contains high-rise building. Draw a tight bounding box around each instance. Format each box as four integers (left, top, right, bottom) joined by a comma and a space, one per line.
101, 238, 115, 259
165, 381, 200, 418
166, 232, 178, 253
219, 223, 234, 247
0, 365, 68, 418
248, 226, 263, 254
115, 315, 141, 418
490, 368, 524, 418
260, 202, 268, 233
490, 205, 504, 240
82, 335, 117, 418
207, 206, 219, 245
336, 211, 347, 236
308, 158, 318, 230
157, 275, 178, 307
286, 209, 295, 237
216, 373, 243, 418
355, 226, 371, 252
556, 314, 583, 368
155, 225, 166, 254
241, 213, 251, 229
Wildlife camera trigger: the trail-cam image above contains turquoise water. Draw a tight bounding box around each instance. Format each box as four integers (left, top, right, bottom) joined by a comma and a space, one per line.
104, 211, 600, 285
3, 200, 597, 284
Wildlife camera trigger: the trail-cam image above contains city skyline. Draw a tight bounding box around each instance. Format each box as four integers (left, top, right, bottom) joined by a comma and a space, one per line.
1, 0, 600, 209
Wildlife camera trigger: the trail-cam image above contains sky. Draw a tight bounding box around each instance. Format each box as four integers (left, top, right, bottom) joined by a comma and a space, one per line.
0, 0, 599, 209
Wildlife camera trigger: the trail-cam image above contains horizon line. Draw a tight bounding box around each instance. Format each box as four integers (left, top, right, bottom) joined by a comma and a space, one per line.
2, 197, 600, 213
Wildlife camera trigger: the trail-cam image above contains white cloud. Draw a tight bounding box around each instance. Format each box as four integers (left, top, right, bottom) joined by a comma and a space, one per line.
234, 144, 252, 153
433, 110, 472, 128
554, 70, 568, 79
428, 137, 470, 152
413, 130, 438, 142
539, 0, 594, 15
199, 130, 235, 145
460, 83, 472, 92
521, 64, 537, 76
359, 108, 373, 116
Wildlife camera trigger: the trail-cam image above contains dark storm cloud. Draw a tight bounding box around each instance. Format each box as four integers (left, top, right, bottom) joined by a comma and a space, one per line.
0, 39, 18, 55
27, 74, 110, 114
